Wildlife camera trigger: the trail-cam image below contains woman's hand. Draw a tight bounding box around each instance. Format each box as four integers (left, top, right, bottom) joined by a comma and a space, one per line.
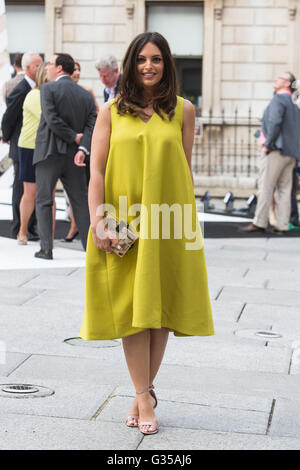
91, 224, 121, 254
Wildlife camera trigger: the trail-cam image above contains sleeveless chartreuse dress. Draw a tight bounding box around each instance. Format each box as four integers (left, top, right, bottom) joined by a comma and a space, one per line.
80, 96, 214, 340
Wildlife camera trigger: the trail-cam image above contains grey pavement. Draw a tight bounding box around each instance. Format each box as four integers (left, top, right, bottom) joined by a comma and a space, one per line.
0, 236, 300, 450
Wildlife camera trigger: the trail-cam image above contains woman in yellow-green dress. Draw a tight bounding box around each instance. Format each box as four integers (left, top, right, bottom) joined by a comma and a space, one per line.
80, 32, 214, 436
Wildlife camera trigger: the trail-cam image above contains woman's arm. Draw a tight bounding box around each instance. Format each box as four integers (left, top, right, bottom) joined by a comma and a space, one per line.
88, 101, 119, 253
182, 99, 196, 185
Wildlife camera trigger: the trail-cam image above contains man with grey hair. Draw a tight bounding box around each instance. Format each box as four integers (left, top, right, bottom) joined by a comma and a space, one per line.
95, 54, 121, 102
1, 52, 42, 239
243, 71, 300, 234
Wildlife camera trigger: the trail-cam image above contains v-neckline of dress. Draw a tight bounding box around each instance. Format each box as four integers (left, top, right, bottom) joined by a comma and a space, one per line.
138, 112, 156, 125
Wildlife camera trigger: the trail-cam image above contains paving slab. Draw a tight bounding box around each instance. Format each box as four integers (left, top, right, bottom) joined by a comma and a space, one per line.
138, 426, 300, 450
267, 278, 300, 291
210, 299, 245, 322
23, 273, 85, 291
163, 337, 291, 374
0, 303, 87, 357
0, 413, 141, 450
116, 386, 273, 412
0, 286, 44, 306
8, 353, 130, 385
266, 238, 300, 251
0, 377, 114, 420
266, 251, 300, 264
154, 364, 300, 401
98, 394, 270, 435
240, 303, 300, 324
0, 270, 40, 288
0, 352, 30, 377
207, 266, 267, 288
218, 238, 269, 248
269, 398, 300, 438
243, 266, 298, 284
218, 286, 300, 307
206, 248, 266, 262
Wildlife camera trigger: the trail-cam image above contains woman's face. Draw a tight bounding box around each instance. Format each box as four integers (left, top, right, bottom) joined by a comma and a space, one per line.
71, 64, 81, 83
136, 42, 164, 89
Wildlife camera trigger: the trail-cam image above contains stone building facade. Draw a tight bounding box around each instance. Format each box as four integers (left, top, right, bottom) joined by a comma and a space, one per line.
3, 0, 300, 189
40, 0, 300, 116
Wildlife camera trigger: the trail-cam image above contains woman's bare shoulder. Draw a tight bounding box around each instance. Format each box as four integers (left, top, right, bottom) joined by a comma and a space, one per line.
183, 99, 196, 116
182, 99, 196, 127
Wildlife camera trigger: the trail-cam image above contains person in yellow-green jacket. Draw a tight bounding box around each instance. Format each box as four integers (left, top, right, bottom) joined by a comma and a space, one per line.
17, 63, 56, 245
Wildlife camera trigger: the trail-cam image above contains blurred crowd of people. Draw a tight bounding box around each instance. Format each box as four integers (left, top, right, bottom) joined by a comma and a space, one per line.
1, 51, 121, 259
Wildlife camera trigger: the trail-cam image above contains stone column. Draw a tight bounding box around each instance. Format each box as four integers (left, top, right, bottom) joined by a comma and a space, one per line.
202, 0, 223, 118
45, 0, 63, 60
288, 0, 299, 76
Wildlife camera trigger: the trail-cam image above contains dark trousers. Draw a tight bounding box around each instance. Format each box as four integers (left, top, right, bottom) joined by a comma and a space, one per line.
290, 166, 299, 225
35, 153, 90, 251
11, 160, 37, 238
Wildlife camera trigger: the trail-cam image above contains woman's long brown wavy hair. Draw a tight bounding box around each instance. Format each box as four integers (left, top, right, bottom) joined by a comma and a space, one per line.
115, 32, 179, 121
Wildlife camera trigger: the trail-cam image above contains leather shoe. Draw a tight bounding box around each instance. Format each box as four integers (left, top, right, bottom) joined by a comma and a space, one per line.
64, 231, 79, 242
34, 249, 53, 260
240, 223, 265, 233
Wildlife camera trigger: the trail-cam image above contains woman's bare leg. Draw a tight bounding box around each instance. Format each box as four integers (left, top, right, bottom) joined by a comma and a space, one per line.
149, 327, 169, 385
18, 182, 36, 238
65, 202, 78, 239
122, 327, 169, 431
122, 330, 157, 431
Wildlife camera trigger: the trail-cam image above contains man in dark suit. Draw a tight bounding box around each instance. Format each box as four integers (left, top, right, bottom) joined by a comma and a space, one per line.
33, 53, 97, 260
1, 52, 42, 239
95, 54, 121, 102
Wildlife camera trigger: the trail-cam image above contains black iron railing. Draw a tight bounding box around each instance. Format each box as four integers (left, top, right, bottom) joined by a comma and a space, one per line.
193, 107, 262, 178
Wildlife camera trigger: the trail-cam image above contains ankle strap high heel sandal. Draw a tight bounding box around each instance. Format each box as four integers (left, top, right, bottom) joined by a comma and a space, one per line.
136, 385, 159, 435
136, 385, 157, 408
149, 384, 158, 409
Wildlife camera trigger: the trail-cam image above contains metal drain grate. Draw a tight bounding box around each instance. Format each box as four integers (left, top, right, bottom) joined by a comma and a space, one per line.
255, 331, 282, 339
0, 384, 55, 399
64, 337, 120, 348
235, 328, 283, 340
2, 384, 39, 394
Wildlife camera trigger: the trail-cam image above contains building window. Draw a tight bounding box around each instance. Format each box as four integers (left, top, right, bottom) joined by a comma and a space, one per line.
146, 2, 203, 111
5, 2, 45, 65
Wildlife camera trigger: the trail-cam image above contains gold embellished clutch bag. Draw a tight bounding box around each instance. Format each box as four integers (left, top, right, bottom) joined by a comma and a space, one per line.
104, 212, 139, 258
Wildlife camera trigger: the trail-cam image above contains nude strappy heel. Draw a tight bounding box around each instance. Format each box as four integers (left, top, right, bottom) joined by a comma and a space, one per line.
149, 384, 158, 409
125, 385, 158, 429
136, 386, 159, 435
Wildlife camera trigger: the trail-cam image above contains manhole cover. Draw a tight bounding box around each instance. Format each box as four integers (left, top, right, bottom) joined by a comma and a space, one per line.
64, 337, 120, 348
235, 329, 282, 340
0, 384, 54, 399
255, 331, 282, 339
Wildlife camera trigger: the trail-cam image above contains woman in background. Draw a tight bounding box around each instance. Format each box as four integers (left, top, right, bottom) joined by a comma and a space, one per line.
17, 63, 56, 245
